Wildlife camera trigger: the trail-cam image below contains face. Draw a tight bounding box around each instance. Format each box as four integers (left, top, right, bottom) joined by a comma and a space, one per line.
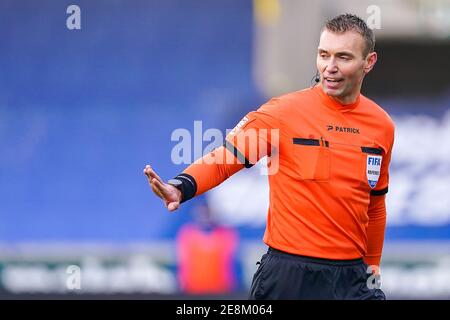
317, 29, 377, 104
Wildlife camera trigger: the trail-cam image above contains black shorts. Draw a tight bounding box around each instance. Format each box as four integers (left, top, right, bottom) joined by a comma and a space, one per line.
249, 247, 386, 300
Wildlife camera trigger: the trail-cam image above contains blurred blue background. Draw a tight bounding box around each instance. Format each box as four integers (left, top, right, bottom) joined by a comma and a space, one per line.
0, 0, 261, 242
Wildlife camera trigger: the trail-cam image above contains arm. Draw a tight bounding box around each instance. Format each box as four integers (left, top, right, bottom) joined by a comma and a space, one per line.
143, 147, 244, 212
363, 194, 386, 267
143, 147, 248, 211
145, 131, 271, 211
182, 146, 245, 198
364, 120, 395, 267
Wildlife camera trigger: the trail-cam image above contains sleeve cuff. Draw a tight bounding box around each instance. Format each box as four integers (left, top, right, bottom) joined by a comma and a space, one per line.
172, 173, 197, 203
370, 187, 388, 196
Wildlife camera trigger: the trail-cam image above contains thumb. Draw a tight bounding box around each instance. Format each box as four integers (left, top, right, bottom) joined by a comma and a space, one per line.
167, 201, 180, 212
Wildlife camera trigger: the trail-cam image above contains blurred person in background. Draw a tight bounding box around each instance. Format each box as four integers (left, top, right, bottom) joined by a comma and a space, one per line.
176, 195, 239, 295
144, 14, 394, 299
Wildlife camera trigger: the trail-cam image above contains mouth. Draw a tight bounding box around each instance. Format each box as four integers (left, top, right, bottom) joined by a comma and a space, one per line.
323, 77, 344, 89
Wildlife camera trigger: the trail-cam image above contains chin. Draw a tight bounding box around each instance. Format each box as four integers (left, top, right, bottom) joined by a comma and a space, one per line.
323, 86, 343, 98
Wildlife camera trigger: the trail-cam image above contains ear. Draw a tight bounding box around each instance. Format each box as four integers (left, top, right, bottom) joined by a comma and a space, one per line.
364, 51, 377, 74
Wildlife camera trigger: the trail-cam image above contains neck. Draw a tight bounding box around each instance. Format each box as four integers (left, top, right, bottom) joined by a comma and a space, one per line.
331, 92, 359, 105
321, 81, 362, 105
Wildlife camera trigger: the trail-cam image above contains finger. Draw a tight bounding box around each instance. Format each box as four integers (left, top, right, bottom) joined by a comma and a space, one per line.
167, 202, 180, 212
143, 170, 164, 198
152, 178, 171, 198
144, 167, 164, 197
150, 182, 164, 198
144, 165, 156, 179
144, 165, 164, 184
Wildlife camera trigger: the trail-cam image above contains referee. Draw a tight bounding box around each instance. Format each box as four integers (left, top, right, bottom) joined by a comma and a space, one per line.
144, 14, 394, 300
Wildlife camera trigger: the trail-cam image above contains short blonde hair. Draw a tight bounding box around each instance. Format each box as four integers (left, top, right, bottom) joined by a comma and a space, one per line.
323, 13, 375, 57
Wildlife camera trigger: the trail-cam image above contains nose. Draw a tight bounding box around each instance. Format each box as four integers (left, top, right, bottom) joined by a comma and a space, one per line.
325, 57, 338, 73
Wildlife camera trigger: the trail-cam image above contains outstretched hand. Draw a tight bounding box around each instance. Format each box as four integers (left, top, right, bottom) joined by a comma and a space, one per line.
143, 165, 182, 212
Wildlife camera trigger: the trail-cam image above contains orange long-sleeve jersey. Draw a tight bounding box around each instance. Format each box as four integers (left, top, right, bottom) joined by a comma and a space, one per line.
176, 85, 395, 266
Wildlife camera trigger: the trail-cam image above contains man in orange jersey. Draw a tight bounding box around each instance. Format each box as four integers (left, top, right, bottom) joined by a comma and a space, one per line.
144, 14, 394, 299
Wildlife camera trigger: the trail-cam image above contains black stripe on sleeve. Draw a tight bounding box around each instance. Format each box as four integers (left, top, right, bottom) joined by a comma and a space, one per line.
173, 173, 198, 203
223, 140, 254, 169
292, 138, 329, 147
361, 147, 383, 155
370, 187, 388, 196
292, 138, 320, 146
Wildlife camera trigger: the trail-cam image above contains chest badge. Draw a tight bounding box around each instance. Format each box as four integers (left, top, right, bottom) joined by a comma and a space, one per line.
366, 155, 382, 189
